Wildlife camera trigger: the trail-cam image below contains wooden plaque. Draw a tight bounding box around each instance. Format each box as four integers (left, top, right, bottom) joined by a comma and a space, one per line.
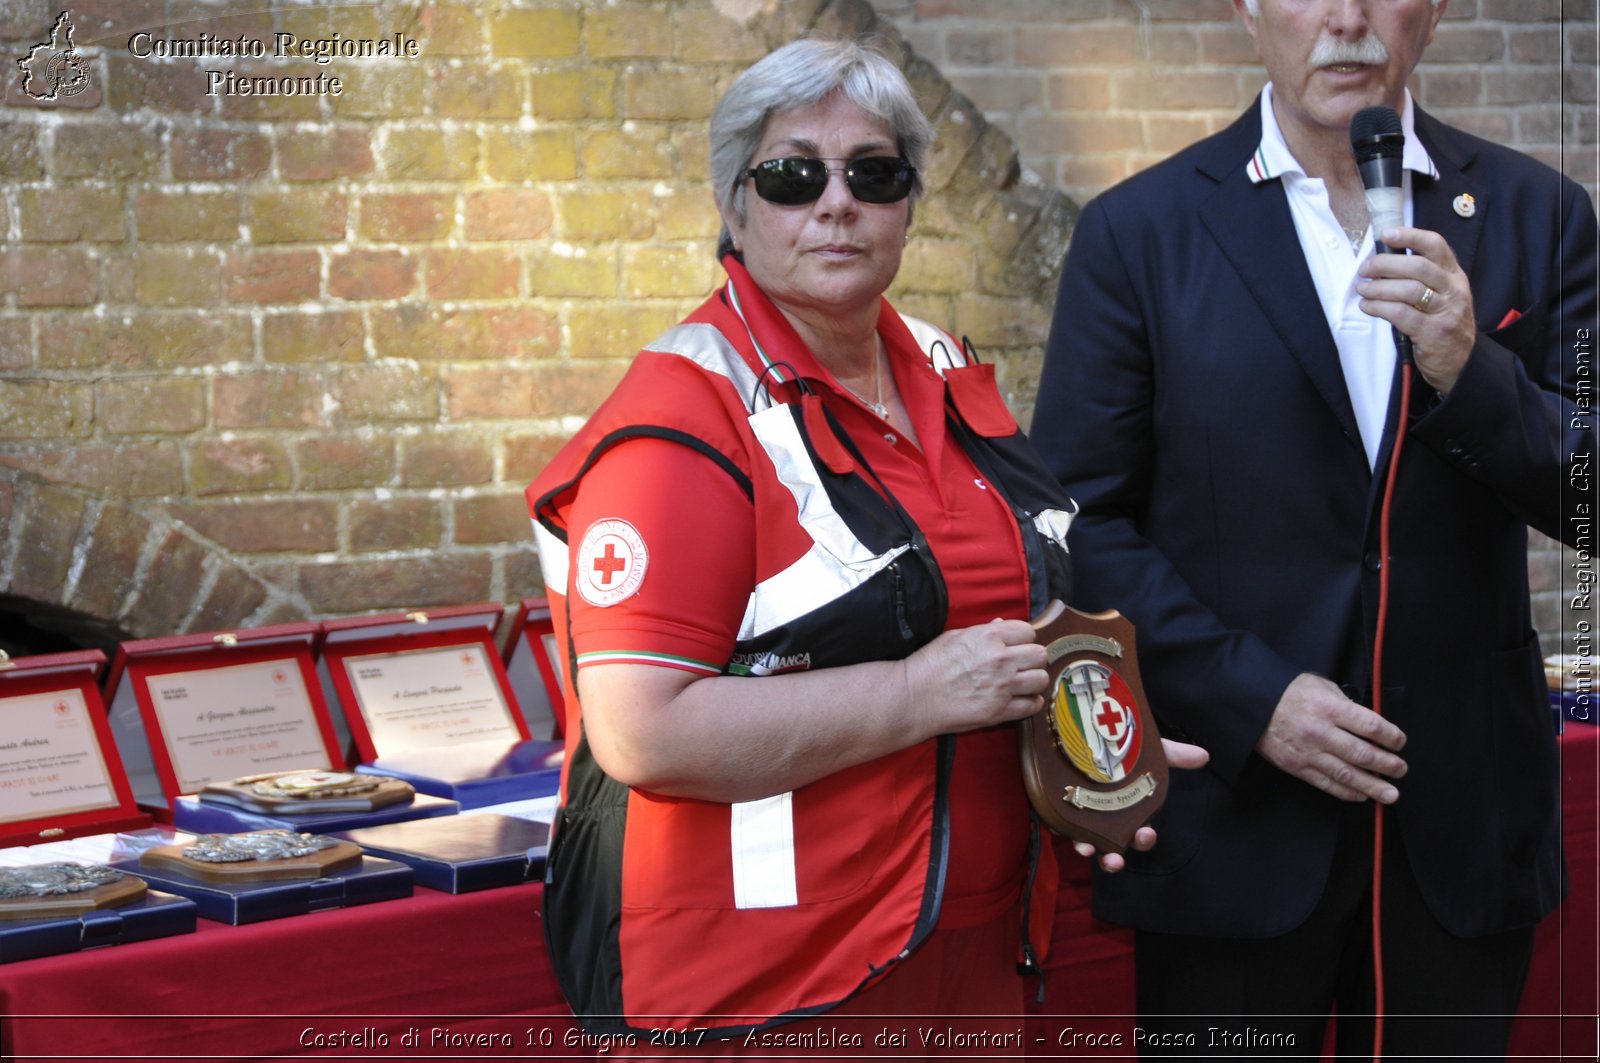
1019, 600, 1168, 853
0, 875, 147, 921
198, 772, 415, 814
140, 838, 362, 883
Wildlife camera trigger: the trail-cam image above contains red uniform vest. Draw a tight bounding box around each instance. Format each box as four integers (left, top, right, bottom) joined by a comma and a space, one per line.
527, 263, 1077, 1037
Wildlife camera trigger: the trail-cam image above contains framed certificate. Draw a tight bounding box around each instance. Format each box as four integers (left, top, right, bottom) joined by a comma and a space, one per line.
320, 604, 529, 762
104, 623, 345, 814
503, 597, 566, 740
0, 650, 150, 848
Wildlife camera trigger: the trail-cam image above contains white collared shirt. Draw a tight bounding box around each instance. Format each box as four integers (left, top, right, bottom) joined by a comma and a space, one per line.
1248, 85, 1439, 468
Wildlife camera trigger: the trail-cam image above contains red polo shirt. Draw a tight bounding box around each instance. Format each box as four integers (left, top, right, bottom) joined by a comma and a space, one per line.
566, 313, 1035, 929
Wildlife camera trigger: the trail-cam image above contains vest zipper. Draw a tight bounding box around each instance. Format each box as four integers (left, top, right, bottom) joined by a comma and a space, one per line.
890, 560, 914, 641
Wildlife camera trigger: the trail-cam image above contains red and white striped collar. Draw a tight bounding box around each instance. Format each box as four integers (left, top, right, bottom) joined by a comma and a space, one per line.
1247, 83, 1439, 184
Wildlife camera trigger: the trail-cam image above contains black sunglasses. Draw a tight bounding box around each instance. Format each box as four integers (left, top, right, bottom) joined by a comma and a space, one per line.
741, 156, 916, 206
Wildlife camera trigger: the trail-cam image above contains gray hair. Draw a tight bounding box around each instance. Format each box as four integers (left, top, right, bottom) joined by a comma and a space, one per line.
710, 37, 934, 259
1241, 0, 1439, 13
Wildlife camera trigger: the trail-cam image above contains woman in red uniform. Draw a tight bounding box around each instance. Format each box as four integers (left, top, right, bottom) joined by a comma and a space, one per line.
527, 35, 1204, 1051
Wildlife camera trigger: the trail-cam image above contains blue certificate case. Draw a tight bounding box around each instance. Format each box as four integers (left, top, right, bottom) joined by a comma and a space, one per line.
355, 738, 562, 809
114, 855, 413, 925
334, 813, 549, 894
172, 792, 460, 835
0, 889, 196, 964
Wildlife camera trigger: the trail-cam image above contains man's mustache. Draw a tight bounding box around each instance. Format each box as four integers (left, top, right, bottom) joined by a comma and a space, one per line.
1309, 34, 1390, 66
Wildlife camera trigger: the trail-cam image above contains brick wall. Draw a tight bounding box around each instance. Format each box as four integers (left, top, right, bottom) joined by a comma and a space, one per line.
0, 0, 1589, 649
0, 0, 1070, 645
871, 0, 1598, 207
869, 0, 1596, 651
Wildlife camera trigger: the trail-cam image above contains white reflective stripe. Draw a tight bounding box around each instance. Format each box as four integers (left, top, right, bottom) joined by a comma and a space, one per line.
730, 793, 798, 909
1032, 505, 1078, 552
902, 316, 963, 374
739, 403, 907, 640
641, 315, 912, 639
742, 539, 909, 639
534, 520, 570, 596
643, 323, 764, 403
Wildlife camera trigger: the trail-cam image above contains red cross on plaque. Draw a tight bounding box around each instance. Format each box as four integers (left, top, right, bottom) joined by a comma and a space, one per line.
592, 542, 626, 586
1095, 699, 1124, 739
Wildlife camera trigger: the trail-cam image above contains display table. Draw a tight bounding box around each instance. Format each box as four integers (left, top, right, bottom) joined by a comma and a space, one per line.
0, 882, 586, 1061
2, 726, 1594, 1061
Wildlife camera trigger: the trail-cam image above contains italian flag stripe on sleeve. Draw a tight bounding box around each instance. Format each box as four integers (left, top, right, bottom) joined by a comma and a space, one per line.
576, 650, 723, 675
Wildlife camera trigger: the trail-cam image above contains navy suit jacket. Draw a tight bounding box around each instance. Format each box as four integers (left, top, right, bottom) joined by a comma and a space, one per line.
1032, 99, 1597, 938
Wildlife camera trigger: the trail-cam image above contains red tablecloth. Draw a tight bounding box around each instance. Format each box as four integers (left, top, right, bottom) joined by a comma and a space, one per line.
1524, 721, 1600, 1059
0, 881, 587, 1061
1026, 722, 1600, 1060
2, 726, 1594, 1061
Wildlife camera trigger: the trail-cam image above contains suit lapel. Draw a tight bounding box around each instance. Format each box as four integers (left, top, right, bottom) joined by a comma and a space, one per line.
1411, 110, 1486, 293
1196, 110, 1365, 454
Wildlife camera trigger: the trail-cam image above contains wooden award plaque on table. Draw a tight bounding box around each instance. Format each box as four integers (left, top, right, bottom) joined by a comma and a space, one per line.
1019, 601, 1168, 853
0, 865, 148, 920
140, 831, 362, 883
198, 771, 415, 815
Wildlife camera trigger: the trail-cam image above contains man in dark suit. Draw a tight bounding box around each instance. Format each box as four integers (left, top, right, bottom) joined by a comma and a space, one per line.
1032, 0, 1597, 1056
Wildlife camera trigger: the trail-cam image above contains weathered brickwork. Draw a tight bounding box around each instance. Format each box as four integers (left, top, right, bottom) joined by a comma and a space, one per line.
0, 0, 1589, 649
0, 0, 1072, 641
872, 0, 1597, 206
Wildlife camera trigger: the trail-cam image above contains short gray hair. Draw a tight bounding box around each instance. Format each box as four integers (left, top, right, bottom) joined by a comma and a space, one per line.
710, 37, 934, 259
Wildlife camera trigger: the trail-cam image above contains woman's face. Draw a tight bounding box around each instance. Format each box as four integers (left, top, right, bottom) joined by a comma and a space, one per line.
722, 92, 910, 330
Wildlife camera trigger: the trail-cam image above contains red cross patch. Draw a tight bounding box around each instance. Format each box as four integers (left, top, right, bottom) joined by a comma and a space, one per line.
575, 518, 649, 607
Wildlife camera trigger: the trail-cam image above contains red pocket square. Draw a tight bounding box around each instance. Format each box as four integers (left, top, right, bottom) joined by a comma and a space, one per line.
1497, 308, 1523, 329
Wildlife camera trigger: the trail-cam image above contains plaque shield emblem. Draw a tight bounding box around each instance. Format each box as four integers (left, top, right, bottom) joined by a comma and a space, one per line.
1056, 660, 1142, 783
1019, 600, 1168, 852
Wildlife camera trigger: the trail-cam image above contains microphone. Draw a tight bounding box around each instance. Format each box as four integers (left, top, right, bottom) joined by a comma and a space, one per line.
1350, 105, 1404, 254
1350, 105, 1413, 363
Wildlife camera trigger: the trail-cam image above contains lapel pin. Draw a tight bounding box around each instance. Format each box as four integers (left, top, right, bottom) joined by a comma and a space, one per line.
1453, 193, 1476, 218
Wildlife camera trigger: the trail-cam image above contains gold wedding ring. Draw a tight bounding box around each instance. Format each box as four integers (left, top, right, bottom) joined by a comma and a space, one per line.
1413, 285, 1436, 312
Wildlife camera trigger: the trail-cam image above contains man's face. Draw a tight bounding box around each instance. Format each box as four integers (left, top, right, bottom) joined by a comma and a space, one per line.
1237, 0, 1447, 143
